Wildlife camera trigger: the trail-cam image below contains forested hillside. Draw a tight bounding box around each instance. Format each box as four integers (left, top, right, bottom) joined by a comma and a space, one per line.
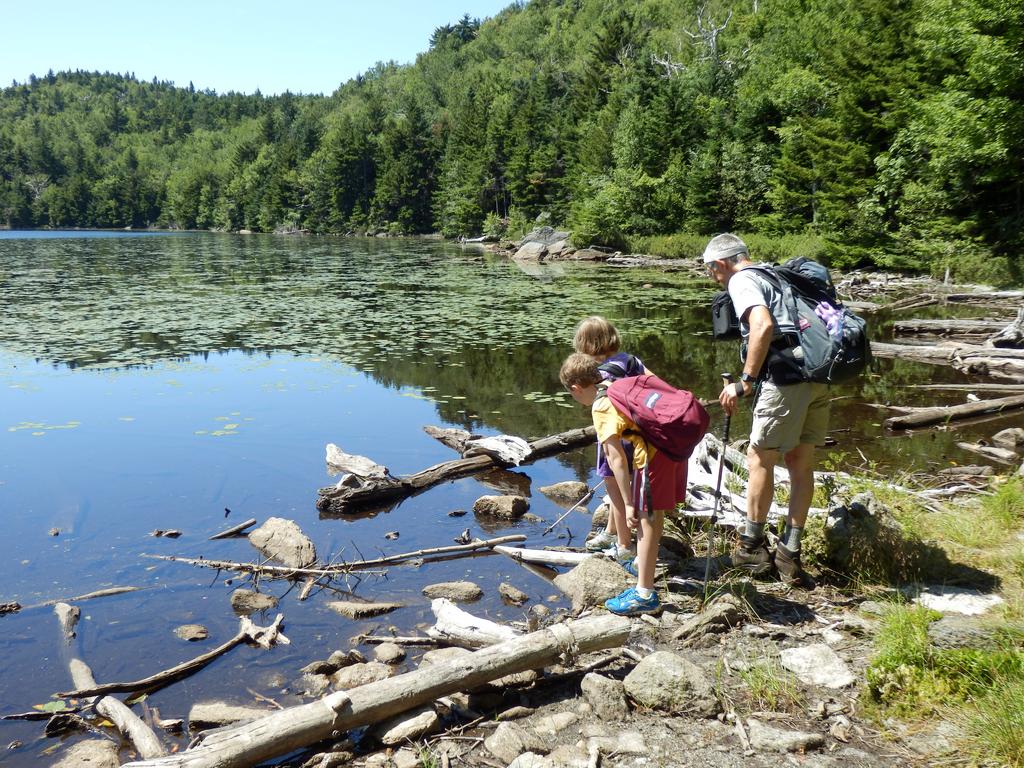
1, 0, 1021, 281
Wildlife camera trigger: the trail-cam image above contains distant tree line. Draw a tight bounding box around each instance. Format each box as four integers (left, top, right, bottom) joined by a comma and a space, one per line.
1, 0, 1020, 282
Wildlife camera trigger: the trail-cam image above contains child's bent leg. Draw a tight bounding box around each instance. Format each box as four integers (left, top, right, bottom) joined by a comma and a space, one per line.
604, 480, 626, 543
635, 509, 664, 590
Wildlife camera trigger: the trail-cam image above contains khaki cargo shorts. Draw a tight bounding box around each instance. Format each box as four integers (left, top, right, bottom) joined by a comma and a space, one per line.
750, 381, 831, 453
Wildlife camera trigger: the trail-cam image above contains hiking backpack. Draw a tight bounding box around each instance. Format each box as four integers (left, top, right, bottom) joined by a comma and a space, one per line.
605, 374, 710, 462
711, 257, 871, 385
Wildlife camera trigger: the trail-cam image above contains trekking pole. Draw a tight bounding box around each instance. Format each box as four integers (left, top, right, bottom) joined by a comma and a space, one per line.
702, 373, 734, 602
542, 478, 606, 537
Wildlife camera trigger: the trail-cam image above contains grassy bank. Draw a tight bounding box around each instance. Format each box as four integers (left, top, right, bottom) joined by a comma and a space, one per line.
811, 476, 1024, 765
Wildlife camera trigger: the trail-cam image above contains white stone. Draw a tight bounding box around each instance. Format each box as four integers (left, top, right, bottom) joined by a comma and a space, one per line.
914, 586, 1004, 616
779, 644, 856, 688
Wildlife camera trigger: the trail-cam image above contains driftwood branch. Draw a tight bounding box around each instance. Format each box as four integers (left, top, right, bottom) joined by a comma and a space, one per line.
987, 308, 1024, 348
870, 341, 1024, 381
70, 659, 165, 759
148, 534, 527, 578
57, 615, 288, 698
427, 598, 521, 649
316, 426, 596, 514
884, 394, 1024, 431
493, 546, 595, 568
423, 425, 475, 453
29, 586, 142, 610
54, 602, 80, 643
121, 613, 630, 768
209, 518, 258, 540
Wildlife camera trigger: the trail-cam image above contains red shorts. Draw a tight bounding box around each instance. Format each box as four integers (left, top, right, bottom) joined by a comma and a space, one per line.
632, 450, 687, 513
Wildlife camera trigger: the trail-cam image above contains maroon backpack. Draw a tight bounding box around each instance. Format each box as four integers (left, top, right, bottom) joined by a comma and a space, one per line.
605, 374, 709, 462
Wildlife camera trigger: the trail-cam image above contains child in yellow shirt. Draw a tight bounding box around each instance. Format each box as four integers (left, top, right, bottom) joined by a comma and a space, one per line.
560, 352, 686, 616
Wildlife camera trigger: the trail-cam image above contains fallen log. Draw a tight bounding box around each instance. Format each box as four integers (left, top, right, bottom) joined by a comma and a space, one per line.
148, 534, 527, 578
493, 545, 595, 567
423, 425, 475, 453
956, 442, 1018, 465
58, 615, 288, 698
120, 613, 630, 768
54, 602, 80, 643
209, 518, 258, 540
884, 394, 1024, 431
870, 341, 1024, 381
69, 659, 165, 759
900, 383, 1024, 393
893, 318, 1009, 339
987, 308, 1024, 348
427, 597, 521, 648
316, 426, 596, 514
30, 586, 142, 610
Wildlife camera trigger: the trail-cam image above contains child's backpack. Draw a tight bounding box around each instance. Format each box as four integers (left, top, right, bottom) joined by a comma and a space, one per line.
597, 353, 645, 381
749, 258, 870, 385
605, 374, 710, 462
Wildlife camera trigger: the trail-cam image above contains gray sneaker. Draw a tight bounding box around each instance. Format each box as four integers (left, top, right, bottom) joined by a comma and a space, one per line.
774, 543, 816, 589
602, 543, 637, 564
585, 530, 615, 552
730, 534, 773, 576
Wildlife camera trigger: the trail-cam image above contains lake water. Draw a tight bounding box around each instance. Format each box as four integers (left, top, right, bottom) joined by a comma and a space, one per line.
0, 231, 1005, 763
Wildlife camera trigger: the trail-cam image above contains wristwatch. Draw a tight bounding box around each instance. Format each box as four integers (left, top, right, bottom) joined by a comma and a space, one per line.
740, 372, 758, 385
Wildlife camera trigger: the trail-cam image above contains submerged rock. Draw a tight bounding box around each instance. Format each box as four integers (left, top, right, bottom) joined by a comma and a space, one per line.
499, 582, 530, 605
422, 580, 483, 602
538, 481, 589, 504
229, 589, 278, 616
473, 495, 529, 518
173, 623, 209, 642
50, 739, 119, 768
189, 701, 270, 728
326, 601, 402, 619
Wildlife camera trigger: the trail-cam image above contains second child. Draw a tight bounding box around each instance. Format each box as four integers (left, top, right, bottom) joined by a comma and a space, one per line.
572, 316, 648, 560
560, 352, 685, 616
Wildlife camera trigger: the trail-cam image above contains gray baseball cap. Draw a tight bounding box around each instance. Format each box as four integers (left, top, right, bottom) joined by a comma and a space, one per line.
702, 233, 748, 263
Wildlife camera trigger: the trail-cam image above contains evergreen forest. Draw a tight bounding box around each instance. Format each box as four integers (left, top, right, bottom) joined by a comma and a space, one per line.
1, 0, 1021, 283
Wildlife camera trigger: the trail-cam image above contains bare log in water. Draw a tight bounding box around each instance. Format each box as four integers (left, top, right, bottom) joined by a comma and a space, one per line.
209, 518, 258, 540
870, 341, 1024, 381
422, 425, 475, 453
893, 318, 1009, 339
884, 394, 1024, 431
120, 613, 630, 768
69, 659, 165, 759
316, 426, 596, 514
148, 534, 527, 578
57, 615, 288, 698
987, 308, 1024, 349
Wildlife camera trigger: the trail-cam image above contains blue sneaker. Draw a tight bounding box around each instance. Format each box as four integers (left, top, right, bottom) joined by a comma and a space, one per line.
604, 587, 660, 616
622, 558, 638, 577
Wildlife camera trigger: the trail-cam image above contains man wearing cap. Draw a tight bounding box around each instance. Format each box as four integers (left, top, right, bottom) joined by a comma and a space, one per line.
703, 233, 825, 589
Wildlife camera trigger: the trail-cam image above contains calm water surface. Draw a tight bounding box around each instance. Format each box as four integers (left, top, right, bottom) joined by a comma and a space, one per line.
0, 231, 1006, 763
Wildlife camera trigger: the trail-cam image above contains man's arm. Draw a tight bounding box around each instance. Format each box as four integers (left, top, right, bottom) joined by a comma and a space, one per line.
602, 437, 637, 527
720, 305, 773, 414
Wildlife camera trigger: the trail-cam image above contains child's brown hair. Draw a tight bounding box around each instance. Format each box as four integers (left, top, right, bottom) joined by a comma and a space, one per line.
573, 316, 621, 358
559, 352, 602, 390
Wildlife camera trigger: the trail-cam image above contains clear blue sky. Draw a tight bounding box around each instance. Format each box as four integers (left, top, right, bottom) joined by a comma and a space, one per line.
0, 0, 514, 95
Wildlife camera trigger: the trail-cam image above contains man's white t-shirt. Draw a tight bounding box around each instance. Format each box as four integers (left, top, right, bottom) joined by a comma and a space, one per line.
727, 267, 794, 342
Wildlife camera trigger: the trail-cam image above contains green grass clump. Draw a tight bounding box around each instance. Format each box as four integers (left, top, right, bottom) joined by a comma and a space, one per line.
866, 604, 1024, 719
963, 677, 1024, 767
739, 654, 804, 712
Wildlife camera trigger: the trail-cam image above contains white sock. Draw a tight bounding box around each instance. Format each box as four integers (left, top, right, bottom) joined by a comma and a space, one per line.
636, 586, 653, 599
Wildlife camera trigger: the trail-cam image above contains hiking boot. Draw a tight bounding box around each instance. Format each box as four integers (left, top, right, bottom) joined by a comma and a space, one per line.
729, 534, 773, 576
602, 543, 637, 564
774, 543, 817, 590
604, 587, 661, 616
622, 558, 639, 577
585, 530, 616, 552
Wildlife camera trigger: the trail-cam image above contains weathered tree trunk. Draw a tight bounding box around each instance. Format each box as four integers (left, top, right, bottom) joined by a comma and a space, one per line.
422, 425, 474, 453
893, 318, 1009, 340
121, 613, 629, 768
493, 545, 595, 567
884, 394, 1024, 431
69, 659, 165, 759
870, 341, 1024, 381
987, 308, 1024, 349
426, 597, 521, 648
316, 426, 596, 514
